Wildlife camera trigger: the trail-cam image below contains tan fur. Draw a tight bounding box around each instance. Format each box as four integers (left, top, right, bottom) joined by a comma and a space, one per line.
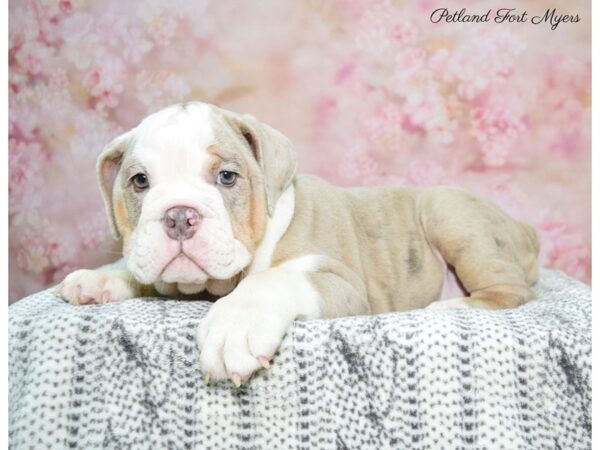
248, 185, 268, 244
96, 130, 136, 240
272, 176, 539, 314
217, 112, 297, 216
113, 193, 131, 237
59, 102, 542, 387
207, 137, 268, 253
91, 103, 539, 315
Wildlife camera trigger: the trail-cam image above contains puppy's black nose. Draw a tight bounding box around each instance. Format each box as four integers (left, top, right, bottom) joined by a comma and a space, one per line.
163, 207, 200, 241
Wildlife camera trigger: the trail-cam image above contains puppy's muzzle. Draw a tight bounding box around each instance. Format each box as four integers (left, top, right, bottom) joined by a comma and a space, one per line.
163, 206, 200, 241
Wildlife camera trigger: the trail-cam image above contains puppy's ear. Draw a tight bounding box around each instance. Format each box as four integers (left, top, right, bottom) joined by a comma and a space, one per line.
234, 114, 297, 215
96, 130, 135, 239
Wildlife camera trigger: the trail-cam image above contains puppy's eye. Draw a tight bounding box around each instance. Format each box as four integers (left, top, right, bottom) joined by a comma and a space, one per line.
131, 173, 149, 191
217, 170, 238, 187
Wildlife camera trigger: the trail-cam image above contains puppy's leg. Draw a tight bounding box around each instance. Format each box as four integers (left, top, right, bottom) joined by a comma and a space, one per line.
56, 268, 149, 305
197, 255, 369, 385
420, 187, 540, 310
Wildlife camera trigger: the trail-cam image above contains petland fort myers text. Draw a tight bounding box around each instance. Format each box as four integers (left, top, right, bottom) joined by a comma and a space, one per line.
430, 8, 580, 31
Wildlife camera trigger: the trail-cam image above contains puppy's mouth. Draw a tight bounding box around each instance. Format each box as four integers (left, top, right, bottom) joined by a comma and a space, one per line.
127, 217, 252, 287
159, 250, 209, 285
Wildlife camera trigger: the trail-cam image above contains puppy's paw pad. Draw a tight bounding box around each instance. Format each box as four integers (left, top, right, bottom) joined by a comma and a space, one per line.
56, 270, 135, 305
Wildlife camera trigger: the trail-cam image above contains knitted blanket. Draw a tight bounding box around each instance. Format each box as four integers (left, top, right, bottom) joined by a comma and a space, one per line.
9, 269, 591, 449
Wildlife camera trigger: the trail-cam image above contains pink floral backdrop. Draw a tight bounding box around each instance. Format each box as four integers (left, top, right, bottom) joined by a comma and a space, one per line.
9, 0, 591, 303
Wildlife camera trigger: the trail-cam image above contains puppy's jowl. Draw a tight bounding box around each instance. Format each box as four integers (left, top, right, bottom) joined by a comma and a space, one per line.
57, 102, 540, 386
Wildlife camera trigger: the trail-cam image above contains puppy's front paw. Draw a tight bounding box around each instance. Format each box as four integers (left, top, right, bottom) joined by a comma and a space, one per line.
55, 269, 137, 305
197, 295, 291, 387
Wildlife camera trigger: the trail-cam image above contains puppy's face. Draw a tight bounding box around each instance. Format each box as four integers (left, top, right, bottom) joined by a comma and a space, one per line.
97, 103, 296, 295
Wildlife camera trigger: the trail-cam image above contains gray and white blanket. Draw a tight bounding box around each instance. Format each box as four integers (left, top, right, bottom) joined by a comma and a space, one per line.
9, 269, 591, 449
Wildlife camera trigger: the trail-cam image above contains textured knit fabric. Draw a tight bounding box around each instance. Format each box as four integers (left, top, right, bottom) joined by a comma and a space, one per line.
9, 269, 591, 449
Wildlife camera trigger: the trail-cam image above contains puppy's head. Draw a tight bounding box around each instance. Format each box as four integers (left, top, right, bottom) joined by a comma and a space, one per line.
97, 102, 296, 295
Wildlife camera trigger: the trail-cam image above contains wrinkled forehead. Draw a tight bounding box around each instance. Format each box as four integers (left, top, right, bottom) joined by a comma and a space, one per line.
127, 103, 215, 174
134, 103, 215, 157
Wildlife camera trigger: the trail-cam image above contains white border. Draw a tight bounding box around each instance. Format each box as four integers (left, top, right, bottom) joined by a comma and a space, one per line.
590, 0, 598, 446
2, 1, 596, 448
2, 0, 10, 447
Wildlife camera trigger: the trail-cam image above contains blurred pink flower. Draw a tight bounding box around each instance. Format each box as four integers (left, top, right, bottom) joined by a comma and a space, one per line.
59, 0, 74, 15
83, 55, 126, 109
135, 70, 191, 111
338, 141, 381, 185
404, 160, 451, 187
355, 1, 418, 55
122, 27, 154, 63
47, 68, 70, 92
468, 172, 529, 219
432, 29, 525, 100
69, 114, 121, 157
7, 0, 590, 302
16, 229, 76, 277
362, 101, 404, 144
539, 58, 590, 159
544, 55, 590, 95
146, 14, 178, 46
312, 98, 337, 138
59, 12, 95, 42
550, 132, 580, 158
31, 0, 63, 23
9, 6, 40, 48
9, 139, 43, 181
9, 139, 46, 211
470, 95, 527, 167
8, 70, 28, 94
96, 14, 129, 48
9, 102, 40, 139
401, 81, 458, 144
16, 243, 52, 275
387, 47, 426, 88
14, 41, 55, 75
78, 213, 110, 249
88, 14, 153, 64
335, 62, 356, 85
537, 217, 590, 282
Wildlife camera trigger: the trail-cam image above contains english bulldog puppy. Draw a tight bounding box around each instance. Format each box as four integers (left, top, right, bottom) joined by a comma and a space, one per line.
57, 102, 540, 386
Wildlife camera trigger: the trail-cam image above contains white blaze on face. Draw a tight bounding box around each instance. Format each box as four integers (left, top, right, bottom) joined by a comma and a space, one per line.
125, 103, 251, 291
